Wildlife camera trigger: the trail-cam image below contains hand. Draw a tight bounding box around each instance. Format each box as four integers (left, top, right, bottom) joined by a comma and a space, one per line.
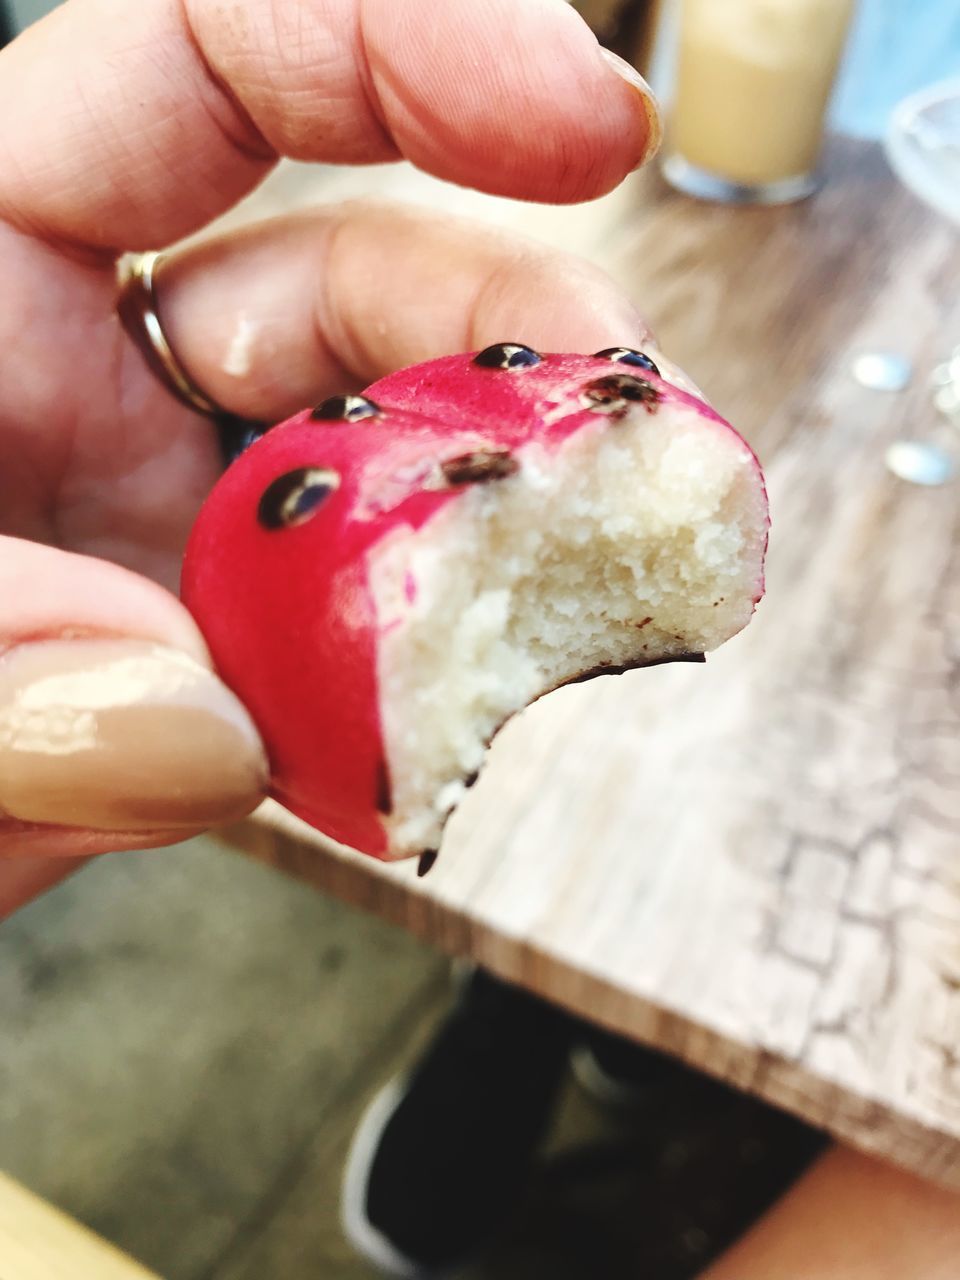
0, 0, 659, 915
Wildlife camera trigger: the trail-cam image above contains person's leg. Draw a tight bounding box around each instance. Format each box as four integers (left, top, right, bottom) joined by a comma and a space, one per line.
342, 970, 829, 1276
341, 968, 576, 1276
702, 1146, 960, 1280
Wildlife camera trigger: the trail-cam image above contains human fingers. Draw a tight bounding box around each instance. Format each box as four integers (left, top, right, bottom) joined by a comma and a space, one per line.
0, 538, 268, 854
0, 852, 91, 919
0, 0, 659, 252
151, 201, 655, 421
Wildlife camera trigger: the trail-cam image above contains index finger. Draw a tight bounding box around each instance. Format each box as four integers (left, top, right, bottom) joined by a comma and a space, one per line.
0, 0, 659, 253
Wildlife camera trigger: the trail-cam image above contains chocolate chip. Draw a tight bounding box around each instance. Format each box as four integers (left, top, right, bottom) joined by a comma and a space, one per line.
472, 344, 542, 370
441, 450, 520, 486
593, 348, 661, 377
418, 849, 439, 877
580, 373, 661, 415
311, 394, 382, 422
257, 467, 340, 530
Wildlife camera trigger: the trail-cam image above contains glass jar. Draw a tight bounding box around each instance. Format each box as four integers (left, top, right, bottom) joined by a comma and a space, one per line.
663, 0, 857, 203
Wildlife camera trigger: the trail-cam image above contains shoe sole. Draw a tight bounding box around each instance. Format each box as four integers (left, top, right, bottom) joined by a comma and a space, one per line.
569, 1045, 650, 1109
341, 1077, 448, 1280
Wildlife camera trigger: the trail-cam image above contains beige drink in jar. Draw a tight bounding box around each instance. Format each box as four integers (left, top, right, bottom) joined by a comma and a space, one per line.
665, 0, 856, 202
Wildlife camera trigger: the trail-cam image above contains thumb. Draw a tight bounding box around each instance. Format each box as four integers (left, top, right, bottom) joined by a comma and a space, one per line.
0, 537, 268, 865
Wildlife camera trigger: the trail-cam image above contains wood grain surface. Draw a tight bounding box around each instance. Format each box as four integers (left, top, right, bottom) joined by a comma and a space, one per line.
0, 1172, 160, 1279
219, 138, 960, 1187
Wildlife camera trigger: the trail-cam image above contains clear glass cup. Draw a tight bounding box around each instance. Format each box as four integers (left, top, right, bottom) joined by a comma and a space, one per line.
663, 0, 857, 204
882, 78, 960, 485
885, 77, 960, 227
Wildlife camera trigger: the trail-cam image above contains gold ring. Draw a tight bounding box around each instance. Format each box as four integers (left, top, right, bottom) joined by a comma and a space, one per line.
116, 250, 223, 417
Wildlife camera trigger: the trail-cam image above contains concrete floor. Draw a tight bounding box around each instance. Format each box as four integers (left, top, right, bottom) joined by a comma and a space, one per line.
0, 839, 827, 1279
0, 840, 449, 1278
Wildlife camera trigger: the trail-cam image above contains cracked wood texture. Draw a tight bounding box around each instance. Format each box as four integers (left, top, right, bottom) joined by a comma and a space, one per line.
219, 138, 960, 1187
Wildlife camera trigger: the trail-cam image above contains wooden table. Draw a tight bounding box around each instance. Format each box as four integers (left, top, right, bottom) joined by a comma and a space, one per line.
221, 137, 960, 1188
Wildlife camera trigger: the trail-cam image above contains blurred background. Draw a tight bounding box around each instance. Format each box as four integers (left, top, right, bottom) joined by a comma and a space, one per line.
1, 2, 959, 1278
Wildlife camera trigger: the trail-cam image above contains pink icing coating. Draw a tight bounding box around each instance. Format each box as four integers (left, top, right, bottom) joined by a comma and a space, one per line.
182, 352, 766, 857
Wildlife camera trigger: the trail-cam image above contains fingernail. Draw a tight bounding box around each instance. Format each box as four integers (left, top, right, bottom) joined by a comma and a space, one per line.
0, 639, 268, 832
599, 48, 663, 164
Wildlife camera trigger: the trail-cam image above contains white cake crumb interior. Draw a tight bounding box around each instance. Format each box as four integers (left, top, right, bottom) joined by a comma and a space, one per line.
370, 405, 767, 857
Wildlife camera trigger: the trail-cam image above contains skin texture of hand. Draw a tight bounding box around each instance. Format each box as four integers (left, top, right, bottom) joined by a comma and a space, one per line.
0, 0, 660, 915
703, 1147, 960, 1280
